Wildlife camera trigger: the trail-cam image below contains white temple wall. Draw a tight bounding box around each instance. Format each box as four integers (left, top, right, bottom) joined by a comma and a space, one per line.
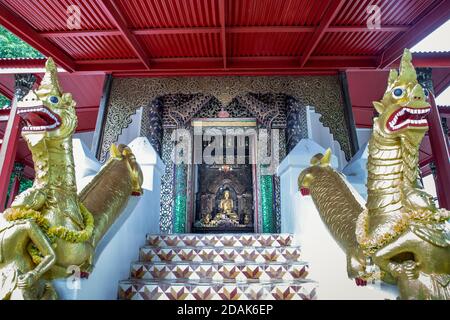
54, 137, 164, 300
73, 131, 94, 150
306, 106, 347, 170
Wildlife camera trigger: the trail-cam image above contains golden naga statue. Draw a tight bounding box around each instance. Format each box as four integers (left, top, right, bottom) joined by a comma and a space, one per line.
298, 49, 450, 300
0, 58, 143, 300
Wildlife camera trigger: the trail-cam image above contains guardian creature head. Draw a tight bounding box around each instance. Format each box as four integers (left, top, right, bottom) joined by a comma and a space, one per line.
18, 58, 77, 145
373, 49, 430, 143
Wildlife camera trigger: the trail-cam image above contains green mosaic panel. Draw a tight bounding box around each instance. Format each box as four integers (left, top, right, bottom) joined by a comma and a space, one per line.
173, 163, 187, 233
260, 167, 275, 233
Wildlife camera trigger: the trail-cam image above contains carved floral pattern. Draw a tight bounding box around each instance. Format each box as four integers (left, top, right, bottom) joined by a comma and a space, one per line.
101, 76, 351, 162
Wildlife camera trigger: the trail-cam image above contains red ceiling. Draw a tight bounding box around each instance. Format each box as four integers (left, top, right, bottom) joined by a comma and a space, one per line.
0, 0, 449, 76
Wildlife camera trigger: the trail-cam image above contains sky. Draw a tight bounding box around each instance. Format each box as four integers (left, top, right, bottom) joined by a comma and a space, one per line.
411, 19, 450, 105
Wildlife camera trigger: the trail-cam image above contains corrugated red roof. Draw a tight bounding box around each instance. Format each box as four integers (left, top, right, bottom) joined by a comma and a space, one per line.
0, 0, 449, 75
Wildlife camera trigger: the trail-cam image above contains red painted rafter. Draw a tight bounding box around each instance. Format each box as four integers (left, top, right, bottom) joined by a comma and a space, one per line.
74, 56, 377, 73
98, 0, 151, 70
112, 70, 337, 78
0, 97, 21, 209
38, 25, 410, 38
300, 0, 346, 67
3, 52, 448, 74
219, 0, 227, 69
0, 82, 13, 100
0, 3, 76, 72
434, 73, 450, 96
378, 0, 450, 68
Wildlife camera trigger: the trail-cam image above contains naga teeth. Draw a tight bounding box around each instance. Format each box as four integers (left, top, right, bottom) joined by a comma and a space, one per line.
404, 107, 429, 114
389, 118, 427, 130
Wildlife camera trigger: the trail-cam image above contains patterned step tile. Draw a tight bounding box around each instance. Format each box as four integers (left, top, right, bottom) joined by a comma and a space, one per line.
139, 246, 302, 263
130, 262, 309, 281
146, 234, 293, 247
118, 279, 317, 300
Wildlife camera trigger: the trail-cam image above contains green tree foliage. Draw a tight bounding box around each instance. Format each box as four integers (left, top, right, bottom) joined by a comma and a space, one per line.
0, 26, 43, 108
0, 26, 43, 58
0, 94, 9, 108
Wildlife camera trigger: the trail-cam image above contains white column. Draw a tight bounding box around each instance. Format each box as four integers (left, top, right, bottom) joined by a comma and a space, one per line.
54, 137, 165, 299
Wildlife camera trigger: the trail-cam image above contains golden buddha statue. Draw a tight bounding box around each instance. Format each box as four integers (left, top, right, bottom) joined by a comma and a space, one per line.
0, 214, 57, 300
216, 190, 238, 222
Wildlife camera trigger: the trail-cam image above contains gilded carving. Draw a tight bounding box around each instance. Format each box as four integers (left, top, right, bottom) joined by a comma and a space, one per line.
101, 76, 351, 162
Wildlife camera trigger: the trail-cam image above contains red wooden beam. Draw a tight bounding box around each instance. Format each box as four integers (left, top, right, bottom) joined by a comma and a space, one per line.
40, 30, 123, 38
420, 163, 432, 177
434, 73, 450, 96
38, 25, 410, 38
228, 26, 314, 33
135, 27, 220, 36
6, 174, 20, 208
378, 0, 450, 69
0, 97, 21, 210
300, 0, 346, 67
427, 93, 450, 209
219, 0, 227, 69
0, 108, 10, 121
74, 55, 377, 73
327, 25, 410, 33
112, 69, 337, 78
0, 58, 46, 69
98, 0, 151, 70
0, 82, 13, 100
0, 4, 76, 72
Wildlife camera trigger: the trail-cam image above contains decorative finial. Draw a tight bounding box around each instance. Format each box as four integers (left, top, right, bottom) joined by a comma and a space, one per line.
397, 48, 417, 84
35, 57, 62, 98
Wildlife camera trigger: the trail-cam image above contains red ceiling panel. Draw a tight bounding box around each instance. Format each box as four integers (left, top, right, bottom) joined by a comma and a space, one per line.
1, 0, 115, 31
115, 0, 220, 29
139, 33, 221, 58
314, 31, 400, 56
0, 0, 448, 75
332, 0, 439, 26
226, 0, 329, 27
228, 32, 312, 57
49, 35, 137, 60
0, 73, 104, 109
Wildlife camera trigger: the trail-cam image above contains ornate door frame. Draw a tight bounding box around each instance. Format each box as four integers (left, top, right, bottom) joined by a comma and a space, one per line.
186, 118, 259, 233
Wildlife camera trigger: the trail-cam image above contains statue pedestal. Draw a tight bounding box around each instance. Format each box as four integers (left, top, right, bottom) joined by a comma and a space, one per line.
53, 137, 165, 299
278, 139, 398, 299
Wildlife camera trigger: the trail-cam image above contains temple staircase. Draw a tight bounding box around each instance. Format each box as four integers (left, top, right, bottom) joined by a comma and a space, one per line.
118, 233, 317, 300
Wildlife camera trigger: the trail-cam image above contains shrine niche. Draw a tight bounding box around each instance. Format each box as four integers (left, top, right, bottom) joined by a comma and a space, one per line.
193, 163, 254, 233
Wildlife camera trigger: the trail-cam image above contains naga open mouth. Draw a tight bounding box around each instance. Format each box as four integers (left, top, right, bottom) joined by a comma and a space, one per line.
387, 106, 430, 131
17, 106, 61, 132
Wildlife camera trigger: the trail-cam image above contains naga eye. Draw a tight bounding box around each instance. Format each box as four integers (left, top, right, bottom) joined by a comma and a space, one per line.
49, 96, 59, 104
392, 87, 405, 98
